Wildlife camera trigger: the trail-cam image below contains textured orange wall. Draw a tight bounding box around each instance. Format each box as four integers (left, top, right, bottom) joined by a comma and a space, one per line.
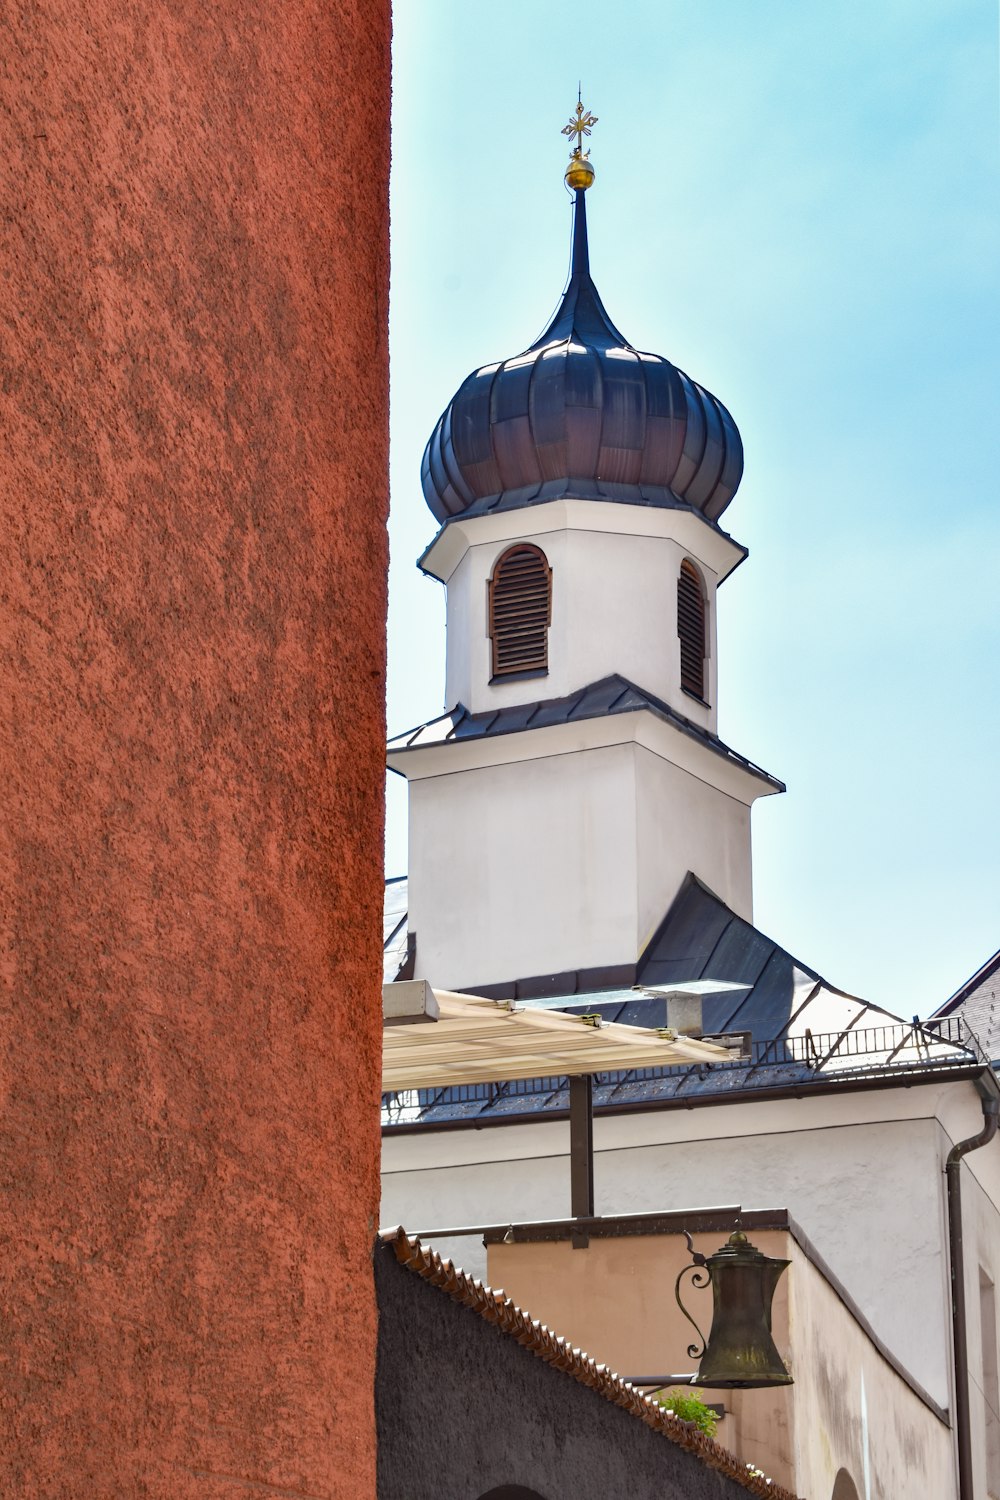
0, 6, 389, 1497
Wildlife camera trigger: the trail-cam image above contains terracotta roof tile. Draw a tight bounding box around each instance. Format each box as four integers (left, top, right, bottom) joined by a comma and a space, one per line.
384, 1227, 802, 1500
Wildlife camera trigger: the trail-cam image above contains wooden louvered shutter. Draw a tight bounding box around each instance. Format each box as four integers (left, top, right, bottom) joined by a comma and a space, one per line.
489, 544, 551, 678
678, 559, 707, 700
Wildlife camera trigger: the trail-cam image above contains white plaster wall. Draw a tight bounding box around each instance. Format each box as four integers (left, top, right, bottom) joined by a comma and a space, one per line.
788, 1237, 956, 1500
599, 1112, 951, 1408
381, 1092, 958, 1408
964, 1167, 1000, 1500
380, 1128, 574, 1255
441, 546, 473, 717
441, 511, 721, 731
633, 741, 753, 934
407, 742, 640, 989
403, 722, 758, 987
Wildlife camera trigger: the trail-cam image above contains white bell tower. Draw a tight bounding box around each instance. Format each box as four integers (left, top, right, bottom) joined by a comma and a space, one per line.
389, 111, 782, 994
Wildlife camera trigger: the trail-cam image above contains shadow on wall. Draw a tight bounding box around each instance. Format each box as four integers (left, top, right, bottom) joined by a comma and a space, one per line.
831, 1470, 861, 1500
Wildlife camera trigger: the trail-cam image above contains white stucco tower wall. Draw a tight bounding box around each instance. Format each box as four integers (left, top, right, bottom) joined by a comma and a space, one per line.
432, 498, 732, 728
388, 496, 782, 991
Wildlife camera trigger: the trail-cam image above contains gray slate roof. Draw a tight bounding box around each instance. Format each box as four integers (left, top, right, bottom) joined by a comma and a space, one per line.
933, 946, 1000, 1063
387, 673, 784, 792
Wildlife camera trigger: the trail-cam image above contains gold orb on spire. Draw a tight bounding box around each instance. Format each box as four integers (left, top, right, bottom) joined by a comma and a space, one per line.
562, 90, 598, 190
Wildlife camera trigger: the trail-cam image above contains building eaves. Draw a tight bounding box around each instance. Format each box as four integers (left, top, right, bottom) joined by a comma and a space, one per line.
386, 673, 784, 792
381, 1227, 801, 1500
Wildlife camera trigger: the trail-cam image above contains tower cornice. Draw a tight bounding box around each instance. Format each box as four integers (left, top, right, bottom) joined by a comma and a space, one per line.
418, 496, 747, 587
387, 674, 783, 804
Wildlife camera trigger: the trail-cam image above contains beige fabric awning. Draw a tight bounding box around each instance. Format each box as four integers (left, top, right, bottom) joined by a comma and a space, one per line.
382, 989, 730, 1092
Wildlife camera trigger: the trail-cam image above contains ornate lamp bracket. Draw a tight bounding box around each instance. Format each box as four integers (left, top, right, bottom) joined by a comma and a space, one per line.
674, 1229, 710, 1360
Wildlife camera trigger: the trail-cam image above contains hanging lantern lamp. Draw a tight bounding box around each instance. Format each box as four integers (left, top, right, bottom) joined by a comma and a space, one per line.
675, 1229, 793, 1389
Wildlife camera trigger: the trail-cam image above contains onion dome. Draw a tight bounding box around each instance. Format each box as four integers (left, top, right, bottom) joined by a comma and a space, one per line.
422, 140, 743, 527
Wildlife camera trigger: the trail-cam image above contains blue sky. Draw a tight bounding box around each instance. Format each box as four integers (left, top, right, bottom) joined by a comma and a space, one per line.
385, 0, 1000, 1018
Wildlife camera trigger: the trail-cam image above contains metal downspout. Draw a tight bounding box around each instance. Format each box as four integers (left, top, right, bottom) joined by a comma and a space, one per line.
948, 1081, 1000, 1500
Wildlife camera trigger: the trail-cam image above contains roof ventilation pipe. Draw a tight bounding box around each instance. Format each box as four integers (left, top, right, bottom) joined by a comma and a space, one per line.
635, 981, 751, 1038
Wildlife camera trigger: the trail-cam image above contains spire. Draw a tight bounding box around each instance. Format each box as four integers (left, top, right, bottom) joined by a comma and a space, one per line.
561, 91, 596, 276
571, 185, 590, 278
531, 92, 629, 350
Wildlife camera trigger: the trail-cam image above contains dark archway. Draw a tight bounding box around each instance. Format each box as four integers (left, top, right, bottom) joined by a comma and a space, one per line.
477, 1489, 548, 1500
831, 1469, 861, 1500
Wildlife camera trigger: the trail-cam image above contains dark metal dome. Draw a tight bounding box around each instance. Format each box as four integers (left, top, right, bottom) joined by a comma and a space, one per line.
421, 189, 743, 526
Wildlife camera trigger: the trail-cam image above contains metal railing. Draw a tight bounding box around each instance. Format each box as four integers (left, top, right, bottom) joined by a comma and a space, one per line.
382, 1014, 986, 1126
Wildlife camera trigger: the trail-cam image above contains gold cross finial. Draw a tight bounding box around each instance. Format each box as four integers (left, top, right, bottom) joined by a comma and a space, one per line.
562, 90, 598, 155
562, 89, 597, 191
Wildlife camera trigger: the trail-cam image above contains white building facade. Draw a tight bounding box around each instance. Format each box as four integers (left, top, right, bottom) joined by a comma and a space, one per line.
384, 148, 1000, 1500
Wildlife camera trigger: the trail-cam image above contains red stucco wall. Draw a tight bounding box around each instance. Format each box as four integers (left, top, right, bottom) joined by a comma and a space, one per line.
0, 6, 389, 1496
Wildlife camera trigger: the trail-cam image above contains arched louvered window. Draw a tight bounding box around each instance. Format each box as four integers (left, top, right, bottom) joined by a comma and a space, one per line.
677, 559, 707, 701
488, 544, 552, 679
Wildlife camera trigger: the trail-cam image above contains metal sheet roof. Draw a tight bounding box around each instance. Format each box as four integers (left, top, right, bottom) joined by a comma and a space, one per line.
421, 188, 745, 530
382, 874, 984, 1127
383, 875, 409, 983
387, 673, 784, 791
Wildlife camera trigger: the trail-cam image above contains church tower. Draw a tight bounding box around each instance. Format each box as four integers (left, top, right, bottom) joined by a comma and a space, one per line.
389, 102, 783, 993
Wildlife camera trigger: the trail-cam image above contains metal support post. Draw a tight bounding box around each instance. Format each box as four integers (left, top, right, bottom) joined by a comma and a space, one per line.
569, 1073, 594, 1243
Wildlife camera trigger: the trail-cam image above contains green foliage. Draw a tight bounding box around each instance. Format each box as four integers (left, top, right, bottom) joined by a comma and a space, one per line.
656, 1388, 719, 1438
